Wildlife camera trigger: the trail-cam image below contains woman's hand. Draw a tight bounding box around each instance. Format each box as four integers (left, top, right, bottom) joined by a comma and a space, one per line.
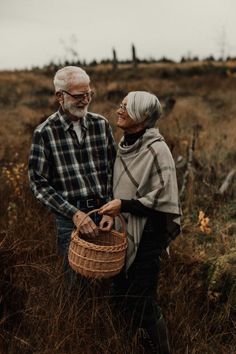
98, 199, 121, 217
99, 215, 114, 231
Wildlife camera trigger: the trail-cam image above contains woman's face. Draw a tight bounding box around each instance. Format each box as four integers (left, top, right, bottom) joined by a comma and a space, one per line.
116, 97, 145, 133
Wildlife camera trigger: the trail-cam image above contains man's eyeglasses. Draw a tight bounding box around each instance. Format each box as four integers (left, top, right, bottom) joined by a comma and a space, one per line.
62, 90, 94, 101
119, 103, 127, 111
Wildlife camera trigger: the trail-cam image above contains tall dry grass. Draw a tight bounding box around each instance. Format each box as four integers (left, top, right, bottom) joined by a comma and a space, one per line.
0, 65, 236, 353
0, 163, 235, 353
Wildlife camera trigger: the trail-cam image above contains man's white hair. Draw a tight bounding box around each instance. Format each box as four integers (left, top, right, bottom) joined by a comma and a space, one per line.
53, 66, 90, 92
126, 91, 162, 128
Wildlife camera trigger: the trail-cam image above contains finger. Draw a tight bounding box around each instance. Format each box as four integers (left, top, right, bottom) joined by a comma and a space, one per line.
81, 224, 95, 237
100, 224, 111, 232
89, 225, 98, 237
100, 208, 112, 216
100, 219, 113, 231
80, 220, 95, 235
99, 220, 105, 228
82, 218, 96, 230
79, 217, 98, 237
84, 219, 98, 237
92, 225, 99, 236
98, 207, 106, 215
98, 204, 112, 214
79, 224, 87, 235
107, 220, 113, 228
88, 220, 99, 236
99, 223, 108, 231
100, 226, 109, 231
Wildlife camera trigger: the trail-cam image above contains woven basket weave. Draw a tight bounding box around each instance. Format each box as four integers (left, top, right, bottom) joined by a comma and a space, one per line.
68, 209, 127, 279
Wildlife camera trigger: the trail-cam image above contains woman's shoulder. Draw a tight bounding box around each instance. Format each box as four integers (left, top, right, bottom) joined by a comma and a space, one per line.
145, 130, 168, 152
146, 134, 174, 164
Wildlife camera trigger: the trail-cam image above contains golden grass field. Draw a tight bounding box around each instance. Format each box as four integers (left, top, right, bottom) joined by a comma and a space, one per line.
0, 62, 236, 353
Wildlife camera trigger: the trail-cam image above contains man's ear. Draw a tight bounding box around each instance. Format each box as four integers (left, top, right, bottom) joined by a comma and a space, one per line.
55, 91, 63, 104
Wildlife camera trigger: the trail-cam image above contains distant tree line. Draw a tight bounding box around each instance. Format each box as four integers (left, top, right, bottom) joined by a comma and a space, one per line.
30, 43, 236, 75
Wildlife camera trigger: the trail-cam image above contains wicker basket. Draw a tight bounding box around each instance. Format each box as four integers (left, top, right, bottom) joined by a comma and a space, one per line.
68, 209, 127, 279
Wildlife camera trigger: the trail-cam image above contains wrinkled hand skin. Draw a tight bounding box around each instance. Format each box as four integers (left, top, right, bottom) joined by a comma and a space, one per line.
99, 214, 114, 231
73, 210, 98, 237
98, 199, 121, 217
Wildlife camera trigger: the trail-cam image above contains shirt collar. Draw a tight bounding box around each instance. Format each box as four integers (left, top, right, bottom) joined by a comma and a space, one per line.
57, 108, 88, 131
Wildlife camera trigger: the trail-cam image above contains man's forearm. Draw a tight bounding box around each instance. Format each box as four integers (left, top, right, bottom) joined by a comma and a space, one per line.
29, 177, 78, 218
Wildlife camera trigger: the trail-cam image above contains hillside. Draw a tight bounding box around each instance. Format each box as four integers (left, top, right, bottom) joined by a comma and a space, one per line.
0, 62, 236, 163
0, 63, 236, 353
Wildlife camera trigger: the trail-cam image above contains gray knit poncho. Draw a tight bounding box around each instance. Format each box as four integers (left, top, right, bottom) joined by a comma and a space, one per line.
114, 128, 182, 269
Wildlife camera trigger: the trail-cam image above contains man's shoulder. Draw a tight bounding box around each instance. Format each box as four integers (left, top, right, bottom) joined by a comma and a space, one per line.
34, 111, 60, 133
86, 112, 109, 125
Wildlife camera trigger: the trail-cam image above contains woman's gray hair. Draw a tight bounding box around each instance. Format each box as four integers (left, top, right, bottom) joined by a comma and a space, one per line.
126, 91, 162, 128
53, 66, 90, 92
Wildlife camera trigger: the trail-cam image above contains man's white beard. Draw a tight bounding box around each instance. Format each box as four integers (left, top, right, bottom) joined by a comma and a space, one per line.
64, 102, 88, 119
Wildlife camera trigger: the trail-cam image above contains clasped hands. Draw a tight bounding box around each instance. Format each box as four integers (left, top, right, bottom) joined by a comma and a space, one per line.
72, 199, 121, 237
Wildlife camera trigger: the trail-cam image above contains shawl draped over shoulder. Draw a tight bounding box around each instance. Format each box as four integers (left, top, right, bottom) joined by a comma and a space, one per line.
113, 128, 182, 269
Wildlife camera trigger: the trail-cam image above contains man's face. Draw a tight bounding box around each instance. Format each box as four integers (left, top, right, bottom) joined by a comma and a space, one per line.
60, 81, 92, 120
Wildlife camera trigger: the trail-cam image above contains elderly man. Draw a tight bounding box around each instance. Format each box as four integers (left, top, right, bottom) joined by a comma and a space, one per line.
28, 66, 116, 276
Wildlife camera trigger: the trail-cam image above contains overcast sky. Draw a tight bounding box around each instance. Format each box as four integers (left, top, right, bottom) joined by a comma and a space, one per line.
1, 0, 236, 70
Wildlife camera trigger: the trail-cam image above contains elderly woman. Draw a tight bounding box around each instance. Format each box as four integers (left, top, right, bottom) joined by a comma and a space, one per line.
99, 91, 181, 354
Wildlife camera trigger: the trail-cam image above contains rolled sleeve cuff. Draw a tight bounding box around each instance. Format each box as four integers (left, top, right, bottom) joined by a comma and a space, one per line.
59, 202, 78, 219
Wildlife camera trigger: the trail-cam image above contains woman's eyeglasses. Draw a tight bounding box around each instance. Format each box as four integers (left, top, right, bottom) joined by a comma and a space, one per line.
119, 103, 127, 111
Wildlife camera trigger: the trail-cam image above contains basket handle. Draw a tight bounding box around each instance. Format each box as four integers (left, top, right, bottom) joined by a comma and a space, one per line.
73, 208, 126, 239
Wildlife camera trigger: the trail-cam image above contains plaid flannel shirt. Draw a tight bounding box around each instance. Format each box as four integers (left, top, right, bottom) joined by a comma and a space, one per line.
28, 109, 116, 218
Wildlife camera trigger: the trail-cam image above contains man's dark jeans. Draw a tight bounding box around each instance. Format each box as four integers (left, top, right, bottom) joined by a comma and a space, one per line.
55, 202, 102, 286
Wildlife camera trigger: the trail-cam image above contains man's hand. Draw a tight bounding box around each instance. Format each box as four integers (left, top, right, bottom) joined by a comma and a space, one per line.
72, 210, 98, 237
98, 199, 121, 217
99, 214, 114, 232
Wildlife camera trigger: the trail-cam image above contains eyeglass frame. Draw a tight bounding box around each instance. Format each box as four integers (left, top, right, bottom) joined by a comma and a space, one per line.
61, 89, 94, 101
119, 103, 127, 111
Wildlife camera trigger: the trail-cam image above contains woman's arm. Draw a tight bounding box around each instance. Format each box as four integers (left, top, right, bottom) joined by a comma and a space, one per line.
98, 198, 160, 218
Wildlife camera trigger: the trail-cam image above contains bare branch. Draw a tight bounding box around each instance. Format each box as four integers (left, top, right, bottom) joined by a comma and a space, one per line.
179, 126, 199, 199
218, 169, 236, 195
